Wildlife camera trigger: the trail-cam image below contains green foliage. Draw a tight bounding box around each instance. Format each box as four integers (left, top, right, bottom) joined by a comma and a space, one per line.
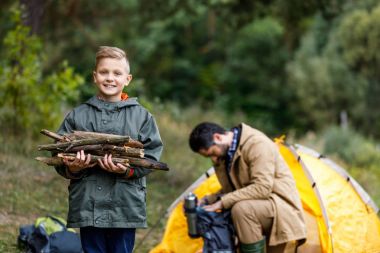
338, 5, 380, 76
9, 0, 375, 139
337, 5, 380, 136
1, 0, 380, 140
287, 22, 368, 131
323, 126, 380, 168
0, 6, 83, 137
220, 17, 290, 134
287, 2, 380, 137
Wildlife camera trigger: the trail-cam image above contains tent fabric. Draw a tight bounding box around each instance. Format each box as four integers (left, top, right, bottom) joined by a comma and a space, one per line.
276, 143, 333, 253
151, 170, 221, 253
295, 144, 379, 213
295, 144, 380, 252
150, 142, 380, 253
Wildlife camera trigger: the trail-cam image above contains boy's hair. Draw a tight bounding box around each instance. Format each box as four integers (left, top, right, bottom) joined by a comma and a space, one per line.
95, 46, 130, 73
189, 122, 226, 152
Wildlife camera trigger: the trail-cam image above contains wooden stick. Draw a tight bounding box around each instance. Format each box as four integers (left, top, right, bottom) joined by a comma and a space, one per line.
102, 145, 144, 158
36, 154, 169, 171
123, 141, 144, 149
68, 144, 144, 158
36, 155, 130, 167
61, 153, 169, 170
67, 131, 144, 148
38, 136, 131, 151
58, 153, 130, 166
35, 157, 65, 166
71, 131, 126, 139
117, 156, 170, 171
40, 129, 66, 142
39, 130, 143, 148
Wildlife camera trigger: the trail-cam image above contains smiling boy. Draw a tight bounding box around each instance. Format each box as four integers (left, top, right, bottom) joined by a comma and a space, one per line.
93, 50, 132, 102
55, 46, 163, 253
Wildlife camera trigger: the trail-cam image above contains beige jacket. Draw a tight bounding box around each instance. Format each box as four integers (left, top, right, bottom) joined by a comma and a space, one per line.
211, 123, 306, 245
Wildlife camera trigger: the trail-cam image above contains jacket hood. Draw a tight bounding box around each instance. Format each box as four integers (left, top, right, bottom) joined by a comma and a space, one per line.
84, 96, 140, 110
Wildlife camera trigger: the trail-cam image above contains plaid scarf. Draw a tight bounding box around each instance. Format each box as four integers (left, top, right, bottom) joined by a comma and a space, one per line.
225, 127, 240, 173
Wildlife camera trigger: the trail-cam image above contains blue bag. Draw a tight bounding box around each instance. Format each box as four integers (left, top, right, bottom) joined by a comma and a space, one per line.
18, 215, 82, 253
196, 207, 236, 253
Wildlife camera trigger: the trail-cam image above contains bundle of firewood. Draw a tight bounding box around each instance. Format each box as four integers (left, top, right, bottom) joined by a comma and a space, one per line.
35, 129, 169, 171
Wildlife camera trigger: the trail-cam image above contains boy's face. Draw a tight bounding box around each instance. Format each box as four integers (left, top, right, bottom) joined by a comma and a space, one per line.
93, 57, 132, 102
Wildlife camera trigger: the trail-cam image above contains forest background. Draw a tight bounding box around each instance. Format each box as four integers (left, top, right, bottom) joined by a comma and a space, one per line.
0, 0, 379, 252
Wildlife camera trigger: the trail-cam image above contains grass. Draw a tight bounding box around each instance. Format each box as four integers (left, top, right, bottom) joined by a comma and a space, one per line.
0, 141, 68, 252
0, 105, 379, 253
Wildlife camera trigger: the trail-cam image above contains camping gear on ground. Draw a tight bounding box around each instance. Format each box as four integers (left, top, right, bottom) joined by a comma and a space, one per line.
150, 140, 380, 253
196, 207, 235, 253
184, 192, 200, 238
184, 192, 236, 252
18, 215, 82, 253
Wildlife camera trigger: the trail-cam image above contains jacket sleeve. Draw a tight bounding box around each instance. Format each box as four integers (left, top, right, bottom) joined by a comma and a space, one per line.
126, 113, 163, 179
221, 138, 275, 209
54, 111, 88, 180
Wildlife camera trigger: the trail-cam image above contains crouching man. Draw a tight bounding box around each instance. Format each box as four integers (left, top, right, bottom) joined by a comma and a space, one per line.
189, 122, 306, 253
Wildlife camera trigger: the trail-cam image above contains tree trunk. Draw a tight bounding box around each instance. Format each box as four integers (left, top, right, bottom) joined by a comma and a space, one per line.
20, 0, 45, 35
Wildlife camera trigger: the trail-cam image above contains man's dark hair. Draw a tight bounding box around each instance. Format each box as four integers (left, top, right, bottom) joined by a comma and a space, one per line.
189, 122, 226, 152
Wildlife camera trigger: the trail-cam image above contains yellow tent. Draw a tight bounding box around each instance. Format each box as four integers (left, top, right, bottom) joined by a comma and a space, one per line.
150, 141, 380, 253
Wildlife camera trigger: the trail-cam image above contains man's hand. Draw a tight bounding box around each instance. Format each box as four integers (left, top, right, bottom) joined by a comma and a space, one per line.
63, 150, 96, 173
98, 154, 129, 175
198, 196, 209, 206
202, 200, 223, 212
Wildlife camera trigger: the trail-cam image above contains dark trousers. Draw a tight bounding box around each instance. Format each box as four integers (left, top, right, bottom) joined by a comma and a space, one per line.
80, 226, 136, 253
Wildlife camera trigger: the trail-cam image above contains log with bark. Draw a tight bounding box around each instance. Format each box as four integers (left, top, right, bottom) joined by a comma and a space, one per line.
35, 154, 169, 171
39, 129, 144, 149
36, 129, 169, 171
67, 144, 144, 158
67, 131, 144, 148
38, 136, 131, 152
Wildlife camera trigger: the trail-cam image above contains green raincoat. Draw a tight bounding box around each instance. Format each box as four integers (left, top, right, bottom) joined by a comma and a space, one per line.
55, 96, 163, 228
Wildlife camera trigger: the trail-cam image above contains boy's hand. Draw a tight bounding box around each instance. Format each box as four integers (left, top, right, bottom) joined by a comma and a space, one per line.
98, 154, 129, 175
63, 150, 96, 173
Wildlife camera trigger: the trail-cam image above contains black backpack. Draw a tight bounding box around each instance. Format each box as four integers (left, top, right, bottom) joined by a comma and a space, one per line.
18, 215, 82, 253
196, 208, 236, 253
